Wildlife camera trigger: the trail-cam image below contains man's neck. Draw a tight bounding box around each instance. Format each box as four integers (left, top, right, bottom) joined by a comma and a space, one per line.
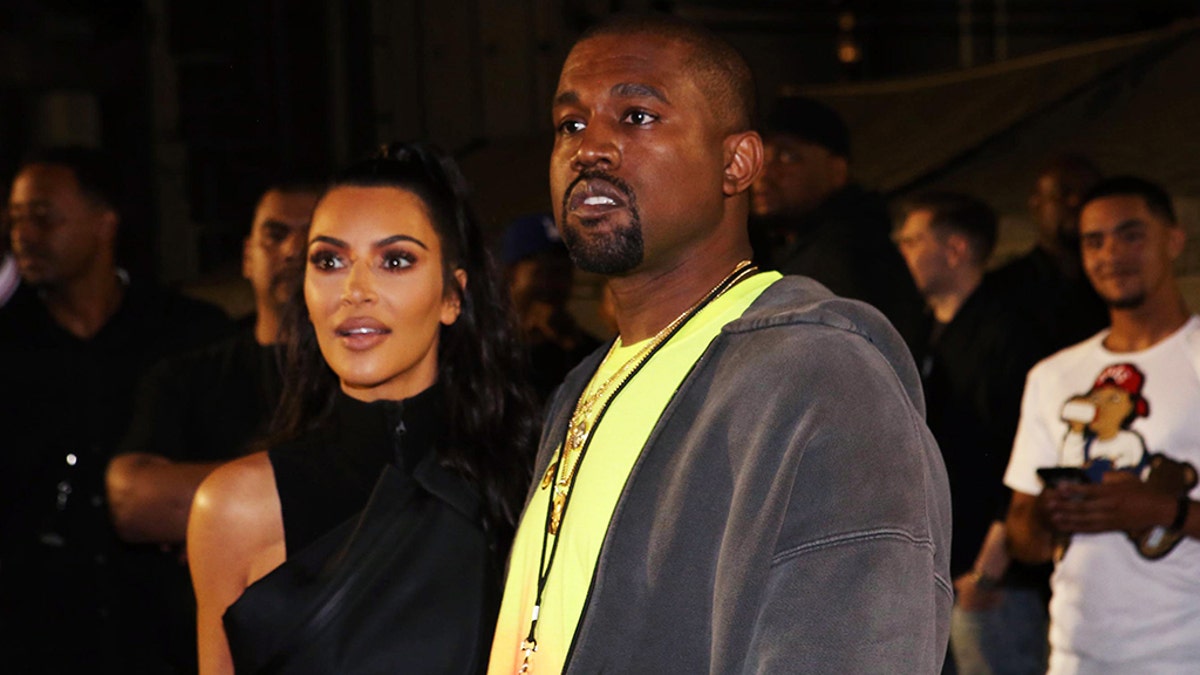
609, 249, 752, 345
926, 270, 982, 325
41, 269, 124, 339
254, 305, 283, 346
1104, 288, 1191, 353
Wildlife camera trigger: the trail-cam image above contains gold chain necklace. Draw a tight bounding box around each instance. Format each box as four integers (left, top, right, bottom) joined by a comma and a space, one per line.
519, 259, 757, 673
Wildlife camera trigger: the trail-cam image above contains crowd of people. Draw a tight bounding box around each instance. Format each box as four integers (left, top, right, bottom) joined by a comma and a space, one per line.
1, 11, 1196, 675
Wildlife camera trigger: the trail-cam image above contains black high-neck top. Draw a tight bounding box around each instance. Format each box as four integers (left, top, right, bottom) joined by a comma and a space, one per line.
224, 385, 499, 674
269, 386, 443, 556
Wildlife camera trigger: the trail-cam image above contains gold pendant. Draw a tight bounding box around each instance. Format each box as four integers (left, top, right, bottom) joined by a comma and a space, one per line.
548, 484, 566, 535
539, 458, 557, 490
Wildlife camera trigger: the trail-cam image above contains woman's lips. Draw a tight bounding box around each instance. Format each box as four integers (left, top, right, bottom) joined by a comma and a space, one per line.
334, 317, 391, 351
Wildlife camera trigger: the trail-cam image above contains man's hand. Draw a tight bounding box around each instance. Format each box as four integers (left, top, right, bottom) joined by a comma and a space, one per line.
1043, 471, 1176, 536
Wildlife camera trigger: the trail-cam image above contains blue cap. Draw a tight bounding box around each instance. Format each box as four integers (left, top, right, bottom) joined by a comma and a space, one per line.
501, 213, 564, 266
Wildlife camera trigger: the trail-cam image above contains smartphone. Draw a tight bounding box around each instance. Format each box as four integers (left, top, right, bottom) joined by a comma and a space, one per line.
1037, 466, 1090, 487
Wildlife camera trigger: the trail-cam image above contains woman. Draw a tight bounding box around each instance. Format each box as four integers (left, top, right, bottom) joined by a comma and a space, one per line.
188, 142, 539, 674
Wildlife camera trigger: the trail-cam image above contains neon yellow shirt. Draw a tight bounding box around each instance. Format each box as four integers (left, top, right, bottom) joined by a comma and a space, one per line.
488, 271, 781, 674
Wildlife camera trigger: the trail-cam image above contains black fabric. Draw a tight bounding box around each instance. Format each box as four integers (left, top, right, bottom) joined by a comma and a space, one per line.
108, 320, 283, 673
919, 275, 1052, 587
988, 246, 1110, 355
224, 388, 500, 674
0, 281, 231, 674
764, 183, 929, 359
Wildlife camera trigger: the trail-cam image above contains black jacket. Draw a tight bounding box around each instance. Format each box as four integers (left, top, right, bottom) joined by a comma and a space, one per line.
767, 184, 927, 357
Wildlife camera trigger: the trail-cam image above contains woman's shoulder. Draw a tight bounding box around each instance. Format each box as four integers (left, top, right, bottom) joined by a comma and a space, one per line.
191, 451, 285, 575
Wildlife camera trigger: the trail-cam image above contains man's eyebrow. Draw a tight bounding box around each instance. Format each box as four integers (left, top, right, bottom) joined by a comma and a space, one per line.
611, 82, 669, 104
553, 90, 580, 107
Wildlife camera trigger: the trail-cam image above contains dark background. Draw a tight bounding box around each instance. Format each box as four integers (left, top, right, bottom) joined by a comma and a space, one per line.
2, 0, 1196, 312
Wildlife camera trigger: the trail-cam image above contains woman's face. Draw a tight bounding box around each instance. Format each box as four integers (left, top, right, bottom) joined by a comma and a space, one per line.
305, 186, 463, 402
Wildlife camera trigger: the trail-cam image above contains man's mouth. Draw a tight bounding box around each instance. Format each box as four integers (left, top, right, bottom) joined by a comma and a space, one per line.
565, 177, 630, 219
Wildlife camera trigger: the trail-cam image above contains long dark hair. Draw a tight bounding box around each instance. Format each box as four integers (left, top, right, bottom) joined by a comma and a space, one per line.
272, 141, 539, 540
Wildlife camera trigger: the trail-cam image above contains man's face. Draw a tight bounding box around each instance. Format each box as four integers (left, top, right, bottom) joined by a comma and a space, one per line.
550, 33, 730, 276
1078, 194, 1183, 310
1028, 172, 1074, 244
6, 164, 113, 288
751, 135, 846, 218
895, 209, 952, 298
243, 189, 319, 308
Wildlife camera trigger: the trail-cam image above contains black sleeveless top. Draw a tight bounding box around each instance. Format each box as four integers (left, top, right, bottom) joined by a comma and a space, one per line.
223, 388, 501, 674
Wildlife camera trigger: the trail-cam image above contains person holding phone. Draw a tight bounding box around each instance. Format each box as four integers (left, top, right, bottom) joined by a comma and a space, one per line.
1004, 176, 1200, 673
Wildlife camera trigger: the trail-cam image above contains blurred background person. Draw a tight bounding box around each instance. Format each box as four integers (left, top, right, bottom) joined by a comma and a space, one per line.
897, 192, 1050, 675
500, 211, 600, 403
103, 181, 321, 673
752, 95, 926, 357
188, 143, 539, 674
990, 153, 1108, 352
0, 146, 230, 673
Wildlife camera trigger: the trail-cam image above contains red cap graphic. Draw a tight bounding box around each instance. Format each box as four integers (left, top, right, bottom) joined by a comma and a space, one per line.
1092, 363, 1150, 417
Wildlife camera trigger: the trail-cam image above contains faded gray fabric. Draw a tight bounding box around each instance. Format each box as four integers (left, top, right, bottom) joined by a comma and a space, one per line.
533, 275, 953, 674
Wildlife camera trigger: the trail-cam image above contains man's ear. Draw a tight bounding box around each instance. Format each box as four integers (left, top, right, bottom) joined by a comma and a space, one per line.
97, 207, 120, 247
1167, 223, 1186, 261
829, 155, 850, 190
944, 233, 971, 269
722, 131, 763, 197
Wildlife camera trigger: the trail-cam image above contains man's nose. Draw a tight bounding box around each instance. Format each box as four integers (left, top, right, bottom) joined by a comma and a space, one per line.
572, 124, 620, 171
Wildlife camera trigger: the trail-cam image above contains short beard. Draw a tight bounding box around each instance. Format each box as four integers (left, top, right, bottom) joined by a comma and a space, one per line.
1107, 292, 1146, 310
559, 171, 644, 275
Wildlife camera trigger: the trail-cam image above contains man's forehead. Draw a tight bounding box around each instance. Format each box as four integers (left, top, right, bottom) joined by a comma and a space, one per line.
559, 33, 690, 91
1080, 195, 1153, 232
256, 190, 318, 225
12, 164, 79, 196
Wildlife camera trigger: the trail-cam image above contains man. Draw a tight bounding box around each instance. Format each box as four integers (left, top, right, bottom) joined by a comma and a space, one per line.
489, 14, 951, 674
990, 154, 1109, 352
100, 182, 318, 671
897, 193, 1050, 674
0, 147, 230, 673
1004, 176, 1200, 672
751, 94, 926, 355
500, 211, 600, 403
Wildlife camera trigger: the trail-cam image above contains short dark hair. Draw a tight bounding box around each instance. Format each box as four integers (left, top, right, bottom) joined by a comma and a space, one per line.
904, 191, 998, 265
1037, 153, 1102, 199
576, 13, 756, 132
18, 146, 123, 213
763, 96, 851, 158
1080, 175, 1176, 224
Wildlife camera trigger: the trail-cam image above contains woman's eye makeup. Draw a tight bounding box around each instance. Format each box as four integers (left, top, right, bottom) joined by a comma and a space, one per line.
308, 249, 344, 270
381, 249, 417, 270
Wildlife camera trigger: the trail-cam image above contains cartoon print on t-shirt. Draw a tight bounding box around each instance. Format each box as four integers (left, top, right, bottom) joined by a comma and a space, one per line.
1055, 362, 1198, 559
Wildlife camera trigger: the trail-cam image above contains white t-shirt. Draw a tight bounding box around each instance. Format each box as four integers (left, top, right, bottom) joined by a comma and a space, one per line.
1005, 316, 1200, 673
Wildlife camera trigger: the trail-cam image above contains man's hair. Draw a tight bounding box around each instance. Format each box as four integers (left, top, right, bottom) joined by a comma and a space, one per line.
576, 13, 756, 132
904, 191, 998, 265
1037, 153, 1103, 200
763, 96, 851, 158
18, 146, 123, 213
1080, 175, 1177, 224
